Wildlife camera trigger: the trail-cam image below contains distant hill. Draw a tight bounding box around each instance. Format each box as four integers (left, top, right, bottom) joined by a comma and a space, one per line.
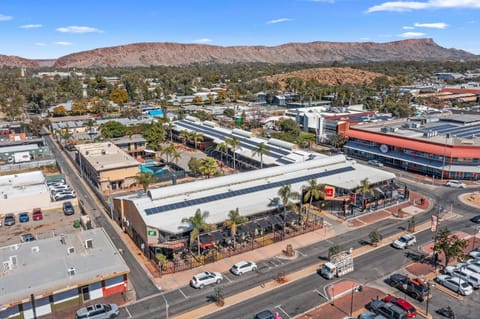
0, 38, 477, 68
263, 67, 386, 88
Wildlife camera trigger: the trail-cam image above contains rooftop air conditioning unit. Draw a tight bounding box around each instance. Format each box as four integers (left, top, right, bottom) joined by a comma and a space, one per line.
85, 239, 93, 249
67, 247, 75, 255
67, 267, 76, 276
31, 246, 40, 253
9, 256, 17, 267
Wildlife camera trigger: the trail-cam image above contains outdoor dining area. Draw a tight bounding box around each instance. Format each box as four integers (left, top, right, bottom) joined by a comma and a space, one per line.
159, 211, 323, 274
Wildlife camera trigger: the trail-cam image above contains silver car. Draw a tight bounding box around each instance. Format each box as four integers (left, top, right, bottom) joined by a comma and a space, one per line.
230, 261, 257, 275
75, 303, 119, 319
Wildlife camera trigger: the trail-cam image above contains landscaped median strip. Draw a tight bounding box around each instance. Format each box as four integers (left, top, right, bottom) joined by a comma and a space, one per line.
173, 220, 435, 319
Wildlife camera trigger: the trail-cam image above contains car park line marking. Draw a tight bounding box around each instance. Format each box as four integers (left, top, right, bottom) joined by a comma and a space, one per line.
274, 257, 284, 264
296, 249, 307, 257
124, 306, 132, 318
313, 289, 328, 300
178, 288, 189, 299
275, 305, 291, 318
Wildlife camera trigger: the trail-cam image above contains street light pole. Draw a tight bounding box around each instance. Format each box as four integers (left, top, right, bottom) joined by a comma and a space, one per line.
425, 282, 430, 315
350, 284, 357, 316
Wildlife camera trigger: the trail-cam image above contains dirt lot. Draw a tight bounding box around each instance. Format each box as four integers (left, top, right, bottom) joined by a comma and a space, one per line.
461, 192, 480, 207
0, 205, 81, 245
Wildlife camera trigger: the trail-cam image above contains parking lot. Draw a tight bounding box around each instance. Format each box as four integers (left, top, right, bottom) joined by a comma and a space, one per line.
0, 204, 81, 246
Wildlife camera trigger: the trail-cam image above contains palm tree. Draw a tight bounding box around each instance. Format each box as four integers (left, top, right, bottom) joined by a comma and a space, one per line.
224, 208, 248, 248
199, 157, 218, 178
225, 137, 240, 170
136, 171, 156, 193
164, 122, 175, 141
215, 142, 229, 163
252, 142, 269, 169
84, 118, 96, 139
277, 184, 300, 235
356, 178, 374, 209
179, 130, 189, 145
189, 131, 204, 149
303, 179, 325, 223
181, 209, 210, 256
160, 142, 177, 163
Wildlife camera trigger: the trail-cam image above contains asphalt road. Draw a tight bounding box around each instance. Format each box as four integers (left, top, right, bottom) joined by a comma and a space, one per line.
44, 134, 159, 299
117, 179, 480, 319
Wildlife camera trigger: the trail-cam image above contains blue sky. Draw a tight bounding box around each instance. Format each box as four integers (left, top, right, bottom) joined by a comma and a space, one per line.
1, 0, 479, 59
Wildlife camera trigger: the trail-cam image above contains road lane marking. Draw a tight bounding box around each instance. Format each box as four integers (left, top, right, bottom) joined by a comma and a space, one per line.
275, 305, 291, 319
124, 306, 132, 318
296, 249, 307, 257
223, 274, 233, 283
313, 289, 328, 300
178, 288, 189, 299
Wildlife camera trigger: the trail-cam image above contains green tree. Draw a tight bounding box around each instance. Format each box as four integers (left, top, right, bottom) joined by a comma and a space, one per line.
160, 142, 179, 163
143, 121, 166, 152
329, 133, 346, 149
224, 208, 248, 248
328, 244, 341, 260
188, 157, 202, 176
435, 227, 469, 268
164, 122, 175, 141
199, 157, 219, 178
277, 184, 299, 234
193, 96, 204, 105
189, 131, 204, 149
356, 178, 374, 208
179, 130, 189, 145
278, 118, 300, 135
369, 229, 382, 246
136, 171, 157, 193
225, 137, 240, 170
181, 209, 211, 256
109, 88, 129, 105
252, 142, 269, 168
215, 142, 229, 163
99, 120, 127, 138
303, 179, 325, 222
52, 105, 68, 117
84, 118, 96, 139
223, 108, 235, 118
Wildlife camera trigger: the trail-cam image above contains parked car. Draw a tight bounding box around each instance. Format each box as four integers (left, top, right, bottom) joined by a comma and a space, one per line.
231, 261, 257, 276
470, 215, 480, 224
368, 159, 384, 167
19, 212, 29, 223
20, 233, 36, 242
253, 310, 275, 319
456, 262, 480, 275
388, 274, 430, 301
4, 214, 15, 226
367, 300, 408, 319
63, 201, 75, 215
435, 274, 473, 295
75, 303, 119, 319
444, 266, 480, 289
47, 179, 65, 186
445, 180, 466, 188
392, 234, 417, 249
190, 271, 223, 289
55, 194, 76, 201
32, 208, 43, 221
468, 247, 480, 259
382, 295, 417, 318
54, 191, 76, 201
358, 312, 387, 319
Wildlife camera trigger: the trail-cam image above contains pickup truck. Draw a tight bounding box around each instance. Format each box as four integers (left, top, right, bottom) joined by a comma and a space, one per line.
389, 274, 430, 302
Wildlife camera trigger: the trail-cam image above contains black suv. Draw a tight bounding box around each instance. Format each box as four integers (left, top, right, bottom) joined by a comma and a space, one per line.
253, 310, 275, 319
63, 201, 75, 215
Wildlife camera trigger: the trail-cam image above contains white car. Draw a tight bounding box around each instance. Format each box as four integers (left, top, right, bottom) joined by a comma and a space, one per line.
435, 274, 473, 295
230, 261, 257, 275
468, 247, 480, 259
456, 262, 480, 275
445, 180, 466, 188
190, 271, 223, 289
392, 234, 417, 249
368, 159, 383, 167
444, 266, 480, 289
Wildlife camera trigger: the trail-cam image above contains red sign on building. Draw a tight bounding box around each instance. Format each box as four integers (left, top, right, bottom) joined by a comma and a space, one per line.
324, 186, 335, 199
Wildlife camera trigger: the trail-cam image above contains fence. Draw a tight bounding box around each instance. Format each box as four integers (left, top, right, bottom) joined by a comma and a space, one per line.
156, 222, 323, 275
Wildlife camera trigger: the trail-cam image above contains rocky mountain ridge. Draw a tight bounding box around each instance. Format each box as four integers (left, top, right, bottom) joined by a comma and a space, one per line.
0, 39, 476, 68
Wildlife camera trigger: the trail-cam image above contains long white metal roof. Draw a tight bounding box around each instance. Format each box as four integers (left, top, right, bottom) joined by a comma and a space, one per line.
121, 156, 395, 234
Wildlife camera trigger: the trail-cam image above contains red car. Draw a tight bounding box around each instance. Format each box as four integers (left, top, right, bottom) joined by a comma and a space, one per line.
32, 208, 43, 221
383, 295, 417, 318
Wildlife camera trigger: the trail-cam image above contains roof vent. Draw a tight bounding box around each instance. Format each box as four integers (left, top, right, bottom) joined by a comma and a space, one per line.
101, 150, 106, 155
9, 256, 17, 267
85, 239, 93, 249
67, 247, 75, 254
67, 267, 76, 276
31, 246, 40, 253
60, 234, 66, 245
